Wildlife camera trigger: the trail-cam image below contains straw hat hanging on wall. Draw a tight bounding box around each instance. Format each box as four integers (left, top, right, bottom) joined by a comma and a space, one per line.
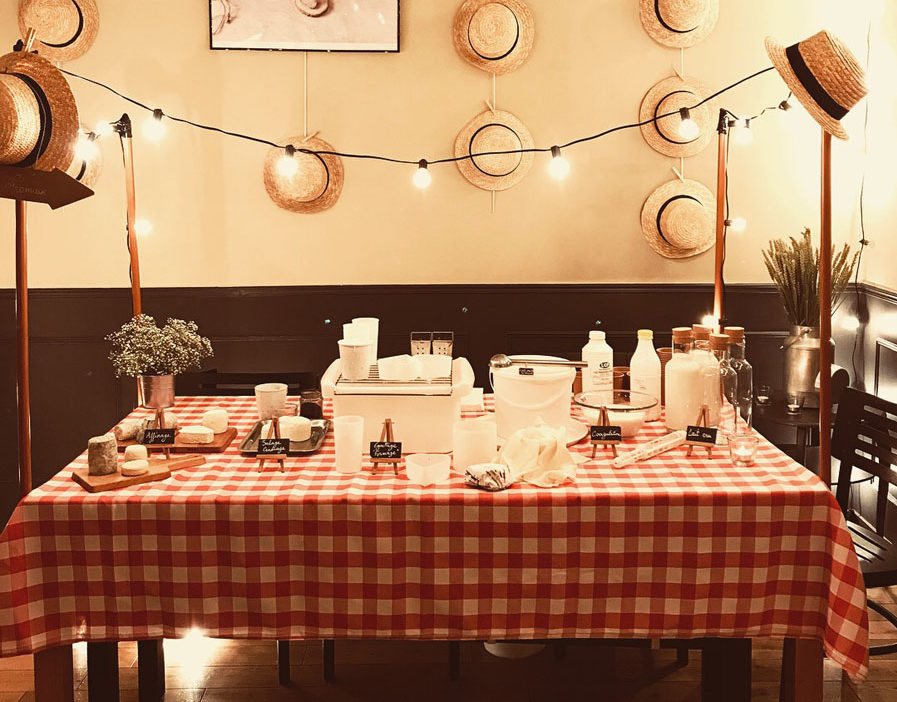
18, 0, 100, 63
765, 30, 868, 141
641, 179, 715, 259
0, 50, 79, 171
453, 0, 534, 75
454, 109, 534, 191
639, 0, 718, 49
263, 135, 344, 213
639, 75, 713, 158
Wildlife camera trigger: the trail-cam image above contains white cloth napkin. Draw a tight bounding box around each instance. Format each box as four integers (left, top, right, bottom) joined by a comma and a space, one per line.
495, 421, 579, 488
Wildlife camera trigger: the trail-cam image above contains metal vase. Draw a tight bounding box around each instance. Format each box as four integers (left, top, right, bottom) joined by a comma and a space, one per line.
782, 326, 832, 408
138, 374, 175, 409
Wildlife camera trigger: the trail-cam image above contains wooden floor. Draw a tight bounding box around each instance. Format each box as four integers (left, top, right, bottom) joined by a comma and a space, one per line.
2, 587, 897, 701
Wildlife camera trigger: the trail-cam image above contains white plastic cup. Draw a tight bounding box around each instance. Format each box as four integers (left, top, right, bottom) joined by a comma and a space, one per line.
334, 415, 365, 474
352, 317, 379, 361
338, 338, 373, 380
254, 382, 288, 420
405, 454, 450, 486
343, 322, 367, 342
452, 418, 498, 473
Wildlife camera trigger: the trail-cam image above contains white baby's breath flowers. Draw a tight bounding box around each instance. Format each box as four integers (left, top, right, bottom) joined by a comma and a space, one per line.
106, 314, 214, 377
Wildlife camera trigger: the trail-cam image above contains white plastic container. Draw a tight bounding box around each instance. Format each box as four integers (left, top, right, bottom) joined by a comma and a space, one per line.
664, 328, 703, 431
629, 329, 662, 421
338, 339, 374, 380
405, 454, 451, 486
322, 357, 475, 454
453, 418, 498, 472
582, 331, 613, 404
491, 355, 574, 440
334, 415, 364, 474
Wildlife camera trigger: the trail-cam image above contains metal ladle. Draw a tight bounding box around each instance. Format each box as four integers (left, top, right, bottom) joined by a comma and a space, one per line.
489, 353, 587, 369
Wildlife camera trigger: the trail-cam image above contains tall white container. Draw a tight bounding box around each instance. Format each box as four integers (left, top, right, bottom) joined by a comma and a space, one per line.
491, 355, 574, 440
664, 327, 702, 431
582, 331, 613, 404
629, 329, 662, 421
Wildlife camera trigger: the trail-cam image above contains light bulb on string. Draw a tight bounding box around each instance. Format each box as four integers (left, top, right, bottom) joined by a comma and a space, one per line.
701, 314, 719, 330
134, 218, 152, 237
841, 315, 861, 331
93, 120, 114, 138
74, 131, 99, 161
779, 98, 792, 112
412, 159, 432, 189
276, 145, 298, 177
143, 109, 166, 141
677, 107, 700, 141
726, 217, 747, 233
732, 118, 753, 146
548, 146, 570, 180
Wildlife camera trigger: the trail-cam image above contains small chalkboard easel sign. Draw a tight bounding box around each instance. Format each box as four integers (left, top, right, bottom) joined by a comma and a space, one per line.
686, 406, 717, 457
257, 417, 288, 472
370, 418, 402, 475
589, 406, 622, 458
142, 408, 175, 459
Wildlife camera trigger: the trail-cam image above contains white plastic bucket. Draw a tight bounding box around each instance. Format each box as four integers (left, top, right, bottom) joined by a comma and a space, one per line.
491, 355, 574, 440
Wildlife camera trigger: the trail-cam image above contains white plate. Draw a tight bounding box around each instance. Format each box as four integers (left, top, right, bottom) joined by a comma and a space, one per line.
479, 415, 588, 448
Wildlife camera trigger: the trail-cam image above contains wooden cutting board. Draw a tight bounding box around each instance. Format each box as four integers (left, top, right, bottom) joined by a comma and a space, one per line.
117, 427, 238, 454
71, 455, 206, 493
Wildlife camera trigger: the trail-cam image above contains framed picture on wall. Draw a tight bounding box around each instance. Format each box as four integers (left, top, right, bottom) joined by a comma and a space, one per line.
210, 0, 400, 52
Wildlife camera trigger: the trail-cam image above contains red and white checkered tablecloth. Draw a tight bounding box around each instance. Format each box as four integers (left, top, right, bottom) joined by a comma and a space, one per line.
0, 396, 869, 680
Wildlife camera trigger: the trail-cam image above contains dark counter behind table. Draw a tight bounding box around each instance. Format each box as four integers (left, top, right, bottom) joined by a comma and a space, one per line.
0, 282, 873, 528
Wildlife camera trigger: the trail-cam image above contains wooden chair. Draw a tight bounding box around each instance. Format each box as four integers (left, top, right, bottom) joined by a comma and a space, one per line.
831, 387, 897, 655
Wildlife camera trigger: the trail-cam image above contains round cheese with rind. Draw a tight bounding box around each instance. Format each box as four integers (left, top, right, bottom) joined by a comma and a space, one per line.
202, 408, 229, 434
124, 444, 148, 461
179, 426, 214, 444
122, 459, 149, 477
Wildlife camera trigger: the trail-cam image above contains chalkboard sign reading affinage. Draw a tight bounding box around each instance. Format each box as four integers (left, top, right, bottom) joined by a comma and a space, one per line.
141, 428, 176, 445
370, 441, 402, 460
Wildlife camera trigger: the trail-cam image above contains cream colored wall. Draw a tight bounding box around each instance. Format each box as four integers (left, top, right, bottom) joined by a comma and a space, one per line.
0, 0, 890, 288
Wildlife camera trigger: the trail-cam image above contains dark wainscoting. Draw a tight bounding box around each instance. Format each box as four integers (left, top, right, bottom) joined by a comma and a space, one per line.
0, 282, 802, 526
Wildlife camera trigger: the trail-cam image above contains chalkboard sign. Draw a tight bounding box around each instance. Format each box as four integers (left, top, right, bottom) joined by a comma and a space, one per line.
258, 438, 291, 456
590, 425, 622, 443
518, 367, 535, 376
686, 425, 718, 446
370, 441, 402, 459
141, 428, 176, 445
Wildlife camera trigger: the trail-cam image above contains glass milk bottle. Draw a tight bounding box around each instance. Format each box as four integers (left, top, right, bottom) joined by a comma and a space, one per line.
724, 326, 754, 427
664, 328, 702, 431
582, 331, 614, 404
691, 324, 721, 426
710, 333, 739, 437
629, 329, 662, 421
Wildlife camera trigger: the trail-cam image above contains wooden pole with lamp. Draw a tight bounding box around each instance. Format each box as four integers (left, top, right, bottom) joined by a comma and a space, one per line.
712, 109, 730, 329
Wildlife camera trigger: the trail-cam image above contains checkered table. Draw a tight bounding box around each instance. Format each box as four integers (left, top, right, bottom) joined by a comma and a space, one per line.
0, 396, 869, 681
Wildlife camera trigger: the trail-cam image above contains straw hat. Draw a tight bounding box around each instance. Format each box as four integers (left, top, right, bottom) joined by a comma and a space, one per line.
453, 0, 534, 75
641, 178, 715, 259
454, 109, 534, 191
263, 135, 344, 213
765, 31, 868, 141
639, 0, 718, 49
295, 0, 329, 18
639, 75, 713, 158
18, 0, 100, 63
0, 50, 79, 171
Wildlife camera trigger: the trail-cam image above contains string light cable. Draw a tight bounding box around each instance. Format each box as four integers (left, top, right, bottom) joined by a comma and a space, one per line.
61, 65, 785, 170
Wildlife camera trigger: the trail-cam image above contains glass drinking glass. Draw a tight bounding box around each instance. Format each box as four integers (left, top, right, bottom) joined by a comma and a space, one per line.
729, 435, 759, 466
334, 415, 364, 474
755, 384, 772, 406
785, 392, 804, 414
453, 419, 498, 473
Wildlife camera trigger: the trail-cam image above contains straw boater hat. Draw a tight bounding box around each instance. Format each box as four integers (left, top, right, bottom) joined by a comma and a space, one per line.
766, 31, 868, 141
263, 135, 344, 213
453, 0, 534, 75
639, 0, 719, 49
454, 109, 534, 191
639, 75, 713, 158
641, 178, 715, 259
0, 50, 79, 171
18, 0, 100, 63
295, 0, 329, 18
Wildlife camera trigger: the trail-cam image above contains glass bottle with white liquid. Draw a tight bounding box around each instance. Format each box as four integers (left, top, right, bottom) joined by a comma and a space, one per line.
691, 324, 721, 426
582, 330, 613, 405
664, 327, 702, 431
629, 329, 662, 421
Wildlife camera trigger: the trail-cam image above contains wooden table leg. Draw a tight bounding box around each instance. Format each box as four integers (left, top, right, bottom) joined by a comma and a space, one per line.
87, 642, 120, 702
34, 645, 74, 702
322, 639, 335, 682
780, 638, 823, 702
277, 640, 291, 686
702, 638, 751, 702
137, 639, 165, 702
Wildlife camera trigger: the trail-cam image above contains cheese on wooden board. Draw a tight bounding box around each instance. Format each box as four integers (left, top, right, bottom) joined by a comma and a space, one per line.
280, 416, 312, 442
87, 435, 118, 476
124, 444, 148, 461
179, 426, 214, 444
202, 408, 229, 434
114, 419, 145, 441
121, 459, 149, 477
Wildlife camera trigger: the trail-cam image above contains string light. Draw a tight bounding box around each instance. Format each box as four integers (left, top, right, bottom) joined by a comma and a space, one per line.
94, 120, 114, 137
74, 131, 99, 161
134, 218, 152, 236
841, 315, 861, 331
276, 145, 299, 177
143, 109, 166, 141
548, 146, 570, 180
701, 314, 718, 329
677, 107, 700, 140
779, 98, 792, 112
732, 118, 753, 146
726, 217, 747, 232
412, 159, 432, 189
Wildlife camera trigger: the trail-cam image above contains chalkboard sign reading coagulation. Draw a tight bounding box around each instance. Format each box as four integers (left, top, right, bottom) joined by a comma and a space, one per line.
590, 425, 623, 443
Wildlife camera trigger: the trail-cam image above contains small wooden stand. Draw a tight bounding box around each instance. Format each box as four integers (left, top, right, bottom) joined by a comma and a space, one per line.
149, 408, 173, 459
257, 416, 287, 473
686, 406, 714, 458
371, 418, 402, 475
590, 406, 621, 459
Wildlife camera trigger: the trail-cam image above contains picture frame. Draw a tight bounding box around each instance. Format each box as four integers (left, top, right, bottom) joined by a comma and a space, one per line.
209, 0, 400, 53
